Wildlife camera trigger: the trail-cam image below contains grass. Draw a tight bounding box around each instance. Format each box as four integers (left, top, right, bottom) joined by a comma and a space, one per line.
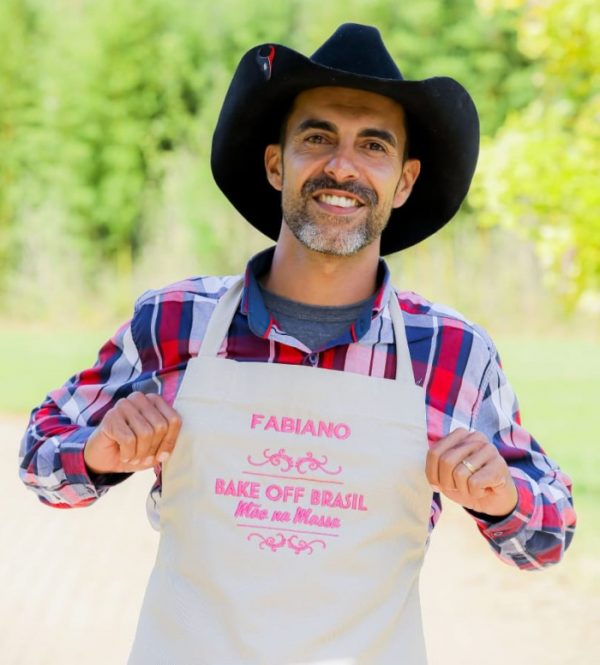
494, 336, 599, 499
0, 324, 117, 415
493, 335, 600, 553
2, 324, 597, 545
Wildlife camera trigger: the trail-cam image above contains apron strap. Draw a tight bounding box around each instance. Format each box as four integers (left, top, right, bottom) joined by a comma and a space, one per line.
388, 292, 414, 384
198, 277, 414, 384
197, 277, 244, 357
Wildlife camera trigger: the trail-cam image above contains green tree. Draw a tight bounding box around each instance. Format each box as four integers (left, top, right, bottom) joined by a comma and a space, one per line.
472, 0, 600, 305
0, 0, 541, 319
0, 0, 41, 289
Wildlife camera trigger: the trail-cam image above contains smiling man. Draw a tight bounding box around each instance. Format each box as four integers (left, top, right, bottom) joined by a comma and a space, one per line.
20, 23, 575, 664
267, 87, 419, 259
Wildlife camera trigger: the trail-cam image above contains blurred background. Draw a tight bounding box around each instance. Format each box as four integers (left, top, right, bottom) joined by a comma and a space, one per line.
1, 0, 598, 663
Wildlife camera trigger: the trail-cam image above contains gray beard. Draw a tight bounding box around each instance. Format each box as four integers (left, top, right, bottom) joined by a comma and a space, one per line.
285, 213, 374, 256
283, 196, 391, 256
281, 174, 390, 256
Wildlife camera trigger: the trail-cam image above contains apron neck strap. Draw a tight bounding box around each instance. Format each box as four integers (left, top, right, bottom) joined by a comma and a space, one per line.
387, 292, 414, 383
198, 277, 413, 383
198, 278, 245, 357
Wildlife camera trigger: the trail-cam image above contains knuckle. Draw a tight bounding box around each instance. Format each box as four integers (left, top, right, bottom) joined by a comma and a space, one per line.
167, 412, 182, 428
114, 397, 128, 411
454, 465, 469, 480
137, 422, 154, 438
467, 431, 489, 446
428, 448, 441, 463
451, 427, 469, 440
155, 419, 168, 434
440, 449, 458, 465
455, 439, 475, 452
121, 433, 136, 447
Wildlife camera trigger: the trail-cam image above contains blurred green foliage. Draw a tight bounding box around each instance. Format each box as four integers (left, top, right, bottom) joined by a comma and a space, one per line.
0, 0, 597, 320
473, 0, 600, 306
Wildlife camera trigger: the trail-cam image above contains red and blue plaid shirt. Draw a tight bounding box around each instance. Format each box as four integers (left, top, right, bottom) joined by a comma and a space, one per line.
20, 248, 575, 570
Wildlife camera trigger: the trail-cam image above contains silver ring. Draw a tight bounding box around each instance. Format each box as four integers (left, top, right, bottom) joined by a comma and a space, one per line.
462, 459, 477, 474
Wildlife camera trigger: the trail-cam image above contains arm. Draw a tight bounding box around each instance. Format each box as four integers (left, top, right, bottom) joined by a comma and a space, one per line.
19, 318, 178, 507
427, 338, 575, 570
19, 321, 137, 507
468, 349, 575, 569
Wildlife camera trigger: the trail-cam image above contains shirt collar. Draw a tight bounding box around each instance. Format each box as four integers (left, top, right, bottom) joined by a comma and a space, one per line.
241, 246, 394, 344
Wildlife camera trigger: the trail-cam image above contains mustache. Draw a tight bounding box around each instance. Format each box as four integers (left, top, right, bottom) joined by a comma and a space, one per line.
301, 176, 378, 206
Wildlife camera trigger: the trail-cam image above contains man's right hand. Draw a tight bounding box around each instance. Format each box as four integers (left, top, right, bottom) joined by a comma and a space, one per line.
84, 392, 182, 475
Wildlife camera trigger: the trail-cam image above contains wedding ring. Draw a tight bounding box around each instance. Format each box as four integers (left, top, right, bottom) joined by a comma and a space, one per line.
462, 459, 477, 474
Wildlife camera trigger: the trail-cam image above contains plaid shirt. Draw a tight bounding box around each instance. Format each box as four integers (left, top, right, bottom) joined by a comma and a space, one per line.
20, 248, 575, 570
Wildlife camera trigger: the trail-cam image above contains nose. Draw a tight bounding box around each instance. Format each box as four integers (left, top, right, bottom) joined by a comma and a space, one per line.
323, 143, 359, 182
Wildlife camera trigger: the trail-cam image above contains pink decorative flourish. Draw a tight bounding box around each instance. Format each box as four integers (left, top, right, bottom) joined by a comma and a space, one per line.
247, 448, 342, 475
247, 532, 286, 552
247, 448, 294, 472
287, 536, 326, 555
295, 451, 342, 475
247, 532, 327, 555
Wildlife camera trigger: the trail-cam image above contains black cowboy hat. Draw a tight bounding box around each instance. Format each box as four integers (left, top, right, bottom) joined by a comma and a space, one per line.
211, 23, 479, 255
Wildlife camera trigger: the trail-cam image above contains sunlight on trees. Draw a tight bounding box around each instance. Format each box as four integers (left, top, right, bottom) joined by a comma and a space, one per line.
473, 0, 599, 307
0, 0, 597, 321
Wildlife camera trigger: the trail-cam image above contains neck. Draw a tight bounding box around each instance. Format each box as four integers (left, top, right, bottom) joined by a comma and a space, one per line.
261, 225, 380, 306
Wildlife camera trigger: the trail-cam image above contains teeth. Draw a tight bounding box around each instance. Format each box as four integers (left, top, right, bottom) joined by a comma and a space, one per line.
318, 194, 359, 208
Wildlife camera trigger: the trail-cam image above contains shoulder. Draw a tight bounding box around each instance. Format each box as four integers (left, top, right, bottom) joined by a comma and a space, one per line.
394, 289, 500, 367
133, 274, 242, 312
128, 274, 242, 354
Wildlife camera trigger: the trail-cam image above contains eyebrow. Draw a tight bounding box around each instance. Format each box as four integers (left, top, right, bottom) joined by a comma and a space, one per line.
295, 118, 397, 148
358, 128, 397, 148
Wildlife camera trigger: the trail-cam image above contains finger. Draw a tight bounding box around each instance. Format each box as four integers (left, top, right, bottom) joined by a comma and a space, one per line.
438, 437, 484, 491
101, 407, 138, 463
453, 443, 496, 497
427, 429, 484, 489
126, 392, 179, 463
146, 394, 182, 463
426, 428, 470, 488
467, 454, 510, 499
129, 394, 172, 464
119, 397, 161, 464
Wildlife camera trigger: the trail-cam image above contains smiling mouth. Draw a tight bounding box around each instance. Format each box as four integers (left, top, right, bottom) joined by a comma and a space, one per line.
315, 193, 363, 209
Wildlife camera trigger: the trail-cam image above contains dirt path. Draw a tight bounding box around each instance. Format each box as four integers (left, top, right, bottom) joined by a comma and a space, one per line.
2, 415, 598, 664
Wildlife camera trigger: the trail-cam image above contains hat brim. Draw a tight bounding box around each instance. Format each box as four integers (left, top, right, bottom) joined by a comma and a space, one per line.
211, 44, 479, 255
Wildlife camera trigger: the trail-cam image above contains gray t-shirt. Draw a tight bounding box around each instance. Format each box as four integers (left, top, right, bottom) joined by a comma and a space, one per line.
260, 286, 375, 351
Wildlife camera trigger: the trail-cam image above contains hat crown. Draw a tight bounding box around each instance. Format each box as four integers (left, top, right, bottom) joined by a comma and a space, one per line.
212, 23, 479, 254
310, 23, 404, 80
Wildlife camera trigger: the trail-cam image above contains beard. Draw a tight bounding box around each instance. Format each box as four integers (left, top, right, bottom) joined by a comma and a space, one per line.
282, 175, 392, 256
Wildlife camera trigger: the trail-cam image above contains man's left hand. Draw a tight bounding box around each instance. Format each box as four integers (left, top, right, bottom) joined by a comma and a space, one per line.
426, 428, 518, 518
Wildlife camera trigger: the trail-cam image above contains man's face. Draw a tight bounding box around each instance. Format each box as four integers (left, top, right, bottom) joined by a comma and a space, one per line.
264, 86, 420, 257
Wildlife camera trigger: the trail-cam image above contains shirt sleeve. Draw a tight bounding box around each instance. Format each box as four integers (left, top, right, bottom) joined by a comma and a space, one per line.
468, 334, 576, 570
18, 318, 142, 508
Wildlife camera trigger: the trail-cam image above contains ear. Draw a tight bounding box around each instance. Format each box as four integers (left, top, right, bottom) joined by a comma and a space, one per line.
393, 158, 421, 208
264, 144, 283, 191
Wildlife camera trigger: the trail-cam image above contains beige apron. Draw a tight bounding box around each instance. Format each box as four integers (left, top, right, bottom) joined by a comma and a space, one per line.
130, 278, 431, 665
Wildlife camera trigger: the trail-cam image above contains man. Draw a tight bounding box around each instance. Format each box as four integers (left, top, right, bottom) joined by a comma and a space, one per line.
20, 23, 575, 664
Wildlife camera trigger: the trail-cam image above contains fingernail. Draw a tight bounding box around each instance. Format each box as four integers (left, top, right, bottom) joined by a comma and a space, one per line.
432, 485, 440, 491
122, 458, 130, 464
157, 452, 170, 463
143, 456, 154, 466
130, 458, 139, 465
